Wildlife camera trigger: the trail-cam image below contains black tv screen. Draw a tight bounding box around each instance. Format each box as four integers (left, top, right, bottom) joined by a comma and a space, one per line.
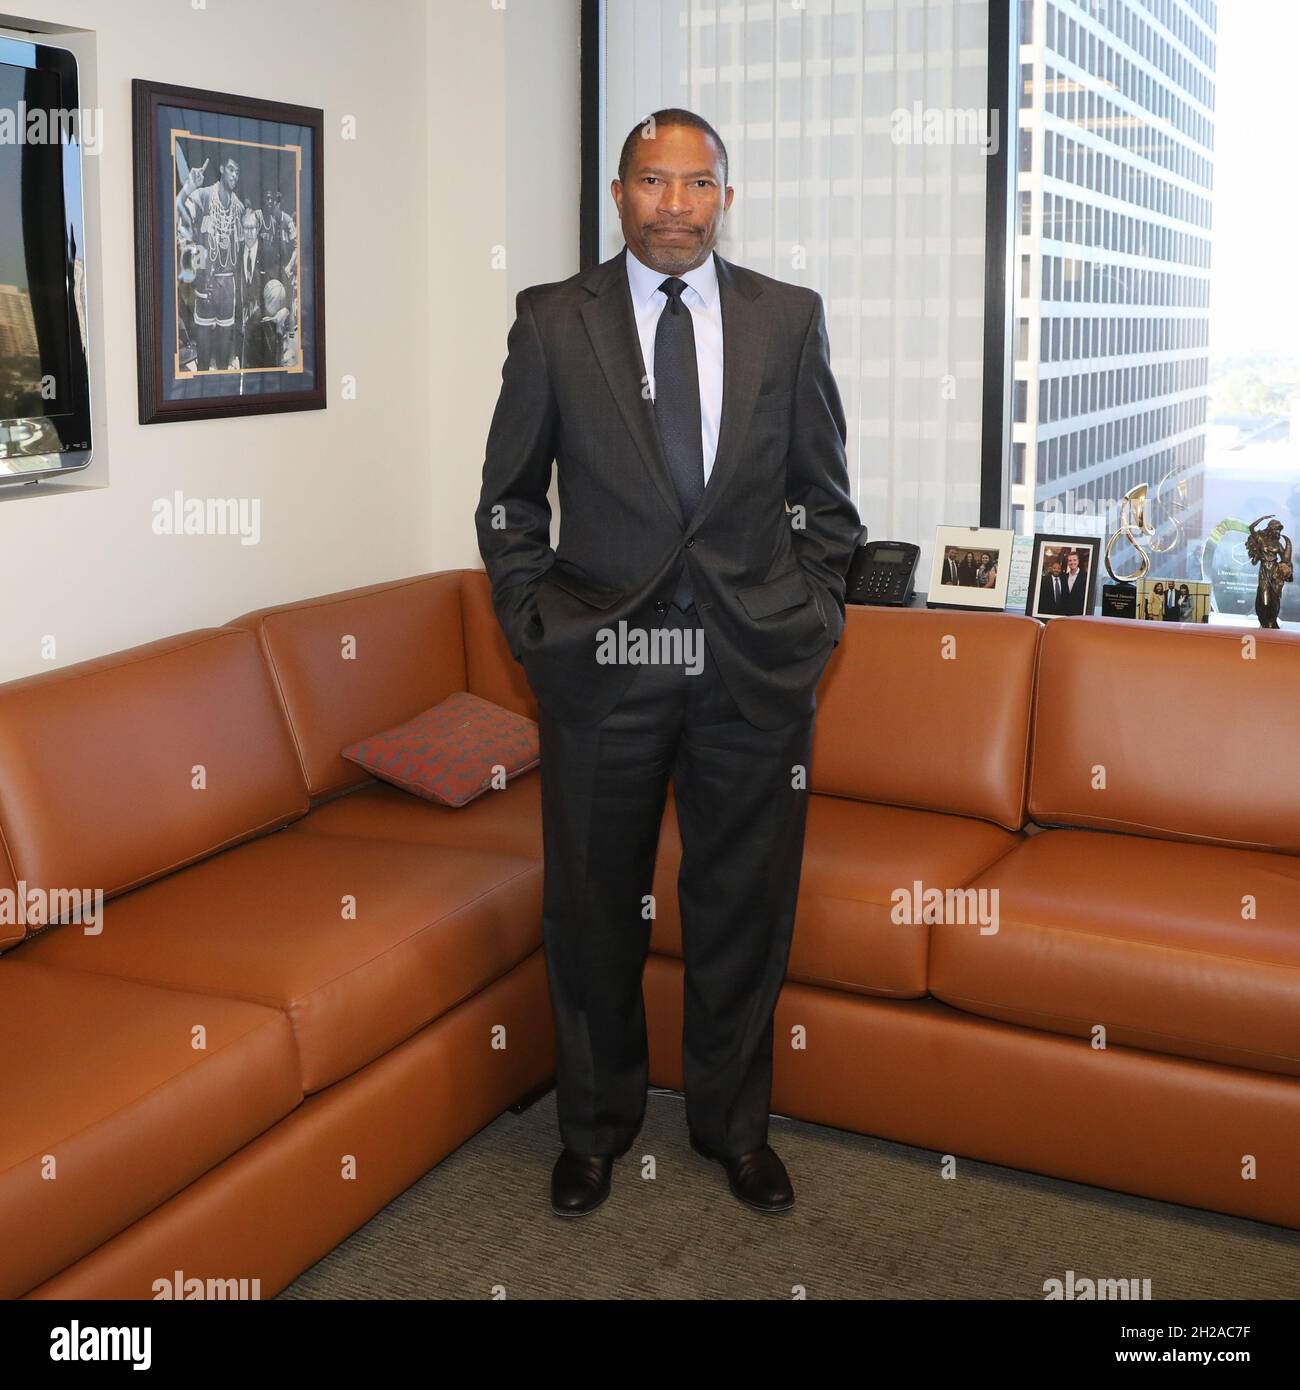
0, 36, 91, 484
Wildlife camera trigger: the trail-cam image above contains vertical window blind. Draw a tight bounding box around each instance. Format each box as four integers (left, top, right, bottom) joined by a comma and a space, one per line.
600, 0, 993, 565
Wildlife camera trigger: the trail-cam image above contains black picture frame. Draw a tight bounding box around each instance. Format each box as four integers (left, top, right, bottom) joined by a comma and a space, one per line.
1024, 533, 1103, 622
132, 79, 325, 424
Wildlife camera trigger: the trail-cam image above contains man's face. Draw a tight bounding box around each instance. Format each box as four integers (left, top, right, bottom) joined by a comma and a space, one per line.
264, 190, 280, 217
612, 123, 733, 275
243, 214, 258, 246
222, 160, 239, 192
946, 548, 957, 560
1066, 552, 1080, 572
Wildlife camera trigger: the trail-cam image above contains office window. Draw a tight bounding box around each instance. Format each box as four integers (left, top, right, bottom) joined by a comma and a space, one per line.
600, 0, 992, 567
998, 1, 1293, 625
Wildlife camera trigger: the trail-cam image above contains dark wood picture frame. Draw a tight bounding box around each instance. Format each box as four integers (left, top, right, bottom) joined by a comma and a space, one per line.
1024, 533, 1103, 621
132, 79, 325, 424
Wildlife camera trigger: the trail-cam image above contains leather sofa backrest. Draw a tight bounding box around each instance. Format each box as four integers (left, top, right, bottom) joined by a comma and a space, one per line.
228, 571, 468, 799
1030, 617, 1300, 852
0, 629, 307, 937
813, 605, 1042, 830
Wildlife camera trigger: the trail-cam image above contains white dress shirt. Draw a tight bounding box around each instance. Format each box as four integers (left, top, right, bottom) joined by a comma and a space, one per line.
624, 242, 724, 485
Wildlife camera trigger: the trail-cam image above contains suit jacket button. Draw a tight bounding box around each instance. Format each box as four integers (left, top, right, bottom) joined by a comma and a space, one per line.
685, 537, 695, 548
654, 600, 668, 614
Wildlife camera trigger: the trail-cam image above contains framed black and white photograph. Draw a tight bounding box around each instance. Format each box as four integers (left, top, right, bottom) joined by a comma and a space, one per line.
132, 79, 325, 424
926, 525, 1014, 611
1024, 534, 1102, 621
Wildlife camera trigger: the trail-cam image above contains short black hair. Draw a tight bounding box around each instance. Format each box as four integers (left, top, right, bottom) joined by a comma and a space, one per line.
617, 107, 728, 187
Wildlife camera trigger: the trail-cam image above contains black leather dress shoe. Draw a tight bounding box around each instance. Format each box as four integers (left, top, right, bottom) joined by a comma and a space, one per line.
689, 1134, 795, 1213
551, 1149, 613, 1216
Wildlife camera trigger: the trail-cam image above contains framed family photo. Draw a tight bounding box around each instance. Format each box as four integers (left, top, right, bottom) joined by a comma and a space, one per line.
926, 525, 1014, 611
1024, 534, 1102, 621
132, 80, 325, 424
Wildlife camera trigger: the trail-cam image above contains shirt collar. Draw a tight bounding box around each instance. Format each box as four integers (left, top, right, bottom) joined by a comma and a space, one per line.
625, 242, 718, 310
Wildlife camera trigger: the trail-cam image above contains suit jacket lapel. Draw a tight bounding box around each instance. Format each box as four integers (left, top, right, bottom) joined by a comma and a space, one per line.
579, 245, 770, 534
693, 250, 768, 534
580, 246, 683, 526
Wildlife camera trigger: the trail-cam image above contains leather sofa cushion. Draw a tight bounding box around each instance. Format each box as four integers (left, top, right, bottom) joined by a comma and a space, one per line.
813, 605, 1041, 830
652, 790, 1022, 997
0, 958, 299, 1299
20, 828, 543, 1094
0, 629, 307, 938
228, 572, 467, 799
930, 827, 1300, 1077
297, 774, 542, 862
1030, 618, 1300, 852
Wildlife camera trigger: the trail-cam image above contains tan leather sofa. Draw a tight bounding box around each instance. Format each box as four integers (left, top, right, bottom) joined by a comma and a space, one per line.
3, 568, 1298, 1299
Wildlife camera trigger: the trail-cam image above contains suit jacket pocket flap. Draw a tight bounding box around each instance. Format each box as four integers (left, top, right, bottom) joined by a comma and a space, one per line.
736, 568, 811, 620
541, 565, 623, 609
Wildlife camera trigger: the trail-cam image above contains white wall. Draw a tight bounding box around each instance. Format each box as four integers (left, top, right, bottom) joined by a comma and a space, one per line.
426, 0, 579, 572
0, 0, 581, 681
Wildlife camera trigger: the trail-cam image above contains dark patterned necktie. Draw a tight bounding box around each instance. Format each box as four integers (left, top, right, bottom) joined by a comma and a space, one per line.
653, 277, 704, 611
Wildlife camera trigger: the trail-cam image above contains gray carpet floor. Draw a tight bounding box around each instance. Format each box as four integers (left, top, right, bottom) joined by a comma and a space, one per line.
280, 1088, 1300, 1300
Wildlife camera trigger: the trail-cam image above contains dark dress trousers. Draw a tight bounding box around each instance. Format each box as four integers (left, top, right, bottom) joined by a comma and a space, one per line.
475, 245, 862, 1158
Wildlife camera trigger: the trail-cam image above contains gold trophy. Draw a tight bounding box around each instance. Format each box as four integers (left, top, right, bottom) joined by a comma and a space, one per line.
1101, 484, 1151, 617
1102, 473, 1190, 619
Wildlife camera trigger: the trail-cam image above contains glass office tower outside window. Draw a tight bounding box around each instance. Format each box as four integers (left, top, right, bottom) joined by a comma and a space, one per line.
1011, 0, 1217, 584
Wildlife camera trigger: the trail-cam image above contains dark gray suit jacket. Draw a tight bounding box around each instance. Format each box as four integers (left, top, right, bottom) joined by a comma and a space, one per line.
475, 245, 863, 729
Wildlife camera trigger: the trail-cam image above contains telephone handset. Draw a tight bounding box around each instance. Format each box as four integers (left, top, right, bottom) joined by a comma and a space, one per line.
846, 540, 920, 607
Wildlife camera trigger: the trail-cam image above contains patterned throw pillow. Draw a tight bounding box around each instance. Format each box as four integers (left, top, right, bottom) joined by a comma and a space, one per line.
341, 692, 540, 808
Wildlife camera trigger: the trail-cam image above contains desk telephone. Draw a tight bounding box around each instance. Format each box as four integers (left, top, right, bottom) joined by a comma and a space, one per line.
846, 540, 921, 607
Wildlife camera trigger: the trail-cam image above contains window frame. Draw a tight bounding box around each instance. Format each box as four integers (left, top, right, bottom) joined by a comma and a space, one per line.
579, 0, 1021, 530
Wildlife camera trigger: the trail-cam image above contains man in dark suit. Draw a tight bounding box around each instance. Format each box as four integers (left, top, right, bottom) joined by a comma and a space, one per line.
1038, 558, 1062, 615
1056, 548, 1089, 615
235, 210, 265, 363
941, 546, 962, 588
476, 109, 862, 1219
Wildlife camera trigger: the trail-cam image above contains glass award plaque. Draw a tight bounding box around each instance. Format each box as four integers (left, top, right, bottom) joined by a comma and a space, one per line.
1201, 518, 1258, 617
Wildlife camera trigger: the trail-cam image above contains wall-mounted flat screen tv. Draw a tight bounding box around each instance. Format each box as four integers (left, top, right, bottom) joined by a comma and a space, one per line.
0, 34, 91, 485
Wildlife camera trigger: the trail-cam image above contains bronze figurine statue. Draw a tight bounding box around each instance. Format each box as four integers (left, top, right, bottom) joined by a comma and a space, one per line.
1245, 516, 1294, 629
